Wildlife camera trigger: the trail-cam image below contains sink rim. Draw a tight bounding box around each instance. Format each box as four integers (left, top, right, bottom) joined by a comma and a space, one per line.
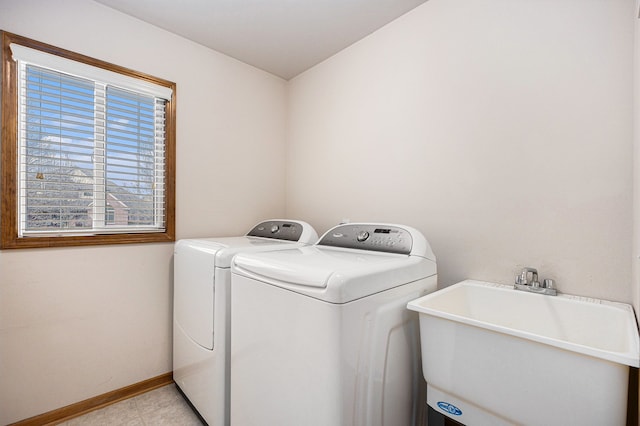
407, 279, 640, 367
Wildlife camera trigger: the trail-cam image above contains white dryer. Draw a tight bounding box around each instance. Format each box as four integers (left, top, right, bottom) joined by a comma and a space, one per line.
173, 220, 318, 425
230, 223, 437, 426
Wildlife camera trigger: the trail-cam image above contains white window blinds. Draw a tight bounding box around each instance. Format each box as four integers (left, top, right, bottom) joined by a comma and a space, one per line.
13, 46, 169, 236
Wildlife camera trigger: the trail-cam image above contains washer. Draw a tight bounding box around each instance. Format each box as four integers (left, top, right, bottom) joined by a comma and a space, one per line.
230, 223, 437, 426
173, 220, 318, 425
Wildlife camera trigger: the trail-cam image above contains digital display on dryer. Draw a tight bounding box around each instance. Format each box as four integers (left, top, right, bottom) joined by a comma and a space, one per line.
374, 228, 392, 234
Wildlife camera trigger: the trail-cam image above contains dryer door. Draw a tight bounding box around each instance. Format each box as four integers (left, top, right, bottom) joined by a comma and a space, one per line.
174, 242, 216, 350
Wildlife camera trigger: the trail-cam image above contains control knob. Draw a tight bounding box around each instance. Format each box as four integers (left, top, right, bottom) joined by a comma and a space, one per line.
270, 225, 279, 233
356, 231, 369, 242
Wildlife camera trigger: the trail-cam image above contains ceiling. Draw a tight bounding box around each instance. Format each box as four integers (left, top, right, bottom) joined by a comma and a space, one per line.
93, 0, 427, 80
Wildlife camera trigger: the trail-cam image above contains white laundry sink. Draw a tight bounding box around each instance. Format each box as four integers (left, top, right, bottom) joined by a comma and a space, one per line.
407, 280, 640, 426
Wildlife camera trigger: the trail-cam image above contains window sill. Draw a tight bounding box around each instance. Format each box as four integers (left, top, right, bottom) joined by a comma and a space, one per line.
1, 230, 175, 249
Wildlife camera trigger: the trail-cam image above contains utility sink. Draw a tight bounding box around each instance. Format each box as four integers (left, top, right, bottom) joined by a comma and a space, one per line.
407, 280, 640, 426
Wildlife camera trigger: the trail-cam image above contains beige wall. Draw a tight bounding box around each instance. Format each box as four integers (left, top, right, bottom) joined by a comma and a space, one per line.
0, 0, 287, 423
287, 0, 635, 301
635, 0, 640, 336
634, 0, 640, 419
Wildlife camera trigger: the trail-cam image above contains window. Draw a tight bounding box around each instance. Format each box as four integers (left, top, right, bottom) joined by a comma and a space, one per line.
1, 32, 176, 248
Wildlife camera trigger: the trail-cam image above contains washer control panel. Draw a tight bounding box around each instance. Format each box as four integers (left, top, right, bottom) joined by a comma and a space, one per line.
247, 220, 304, 241
317, 224, 413, 255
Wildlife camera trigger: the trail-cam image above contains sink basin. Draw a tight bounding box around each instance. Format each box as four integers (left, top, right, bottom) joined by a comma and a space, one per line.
407, 280, 640, 426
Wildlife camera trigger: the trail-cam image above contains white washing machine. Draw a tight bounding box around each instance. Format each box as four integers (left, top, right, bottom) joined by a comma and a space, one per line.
173, 219, 318, 425
230, 223, 437, 426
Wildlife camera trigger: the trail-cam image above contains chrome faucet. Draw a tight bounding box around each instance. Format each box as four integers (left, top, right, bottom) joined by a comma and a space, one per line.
514, 267, 557, 296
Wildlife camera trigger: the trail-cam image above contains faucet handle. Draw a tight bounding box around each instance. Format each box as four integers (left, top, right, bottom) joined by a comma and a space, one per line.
543, 279, 555, 290
519, 267, 538, 285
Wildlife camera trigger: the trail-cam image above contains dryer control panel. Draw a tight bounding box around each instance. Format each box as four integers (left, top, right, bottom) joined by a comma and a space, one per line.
317, 223, 414, 255
247, 220, 305, 241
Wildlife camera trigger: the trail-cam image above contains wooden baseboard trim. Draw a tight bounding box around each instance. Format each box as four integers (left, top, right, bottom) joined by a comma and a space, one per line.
10, 372, 174, 426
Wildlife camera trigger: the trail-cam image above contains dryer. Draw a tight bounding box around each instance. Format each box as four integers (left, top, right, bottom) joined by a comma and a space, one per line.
173, 220, 318, 425
230, 223, 437, 426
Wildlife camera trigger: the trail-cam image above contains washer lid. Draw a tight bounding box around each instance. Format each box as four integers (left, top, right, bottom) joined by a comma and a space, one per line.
231, 246, 437, 303
175, 236, 305, 268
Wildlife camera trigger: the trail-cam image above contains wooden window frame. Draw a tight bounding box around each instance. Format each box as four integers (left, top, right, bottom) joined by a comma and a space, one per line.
1, 31, 176, 249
